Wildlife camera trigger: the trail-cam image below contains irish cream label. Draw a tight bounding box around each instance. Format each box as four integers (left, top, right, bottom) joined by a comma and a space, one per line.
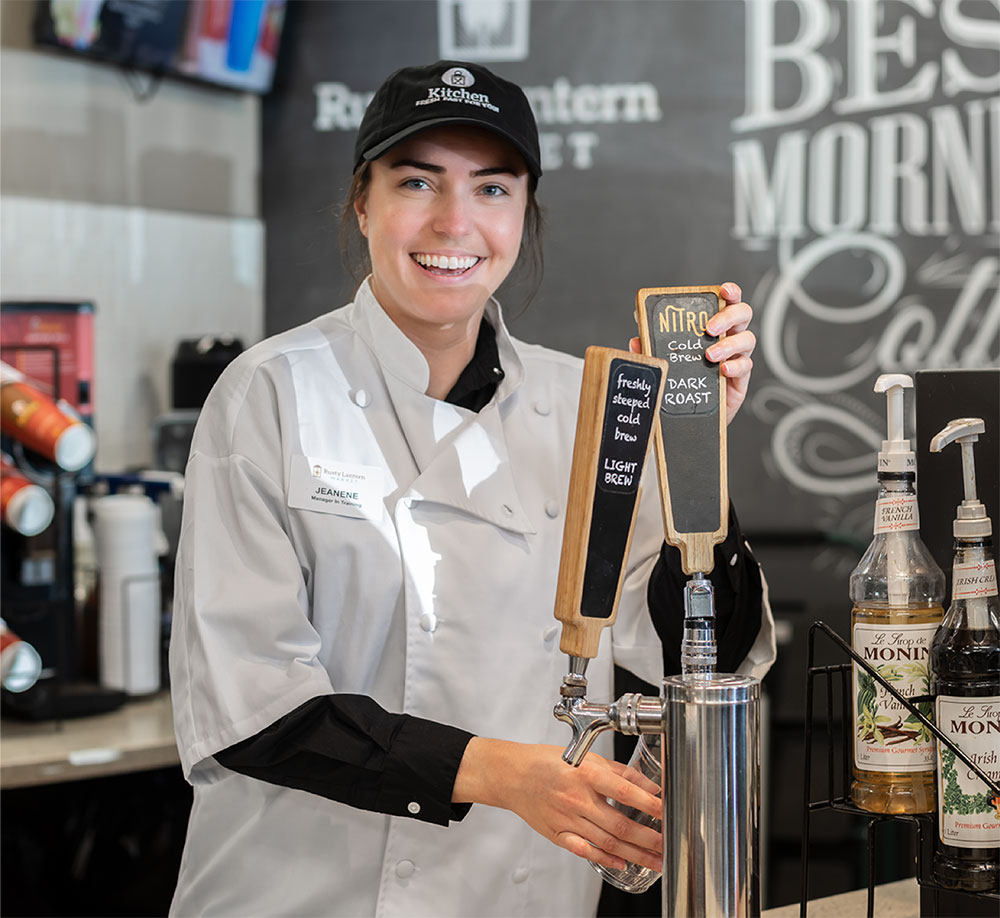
873, 496, 919, 534
935, 696, 1000, 849
852, 623, 936, 771
952, 560, 999, 600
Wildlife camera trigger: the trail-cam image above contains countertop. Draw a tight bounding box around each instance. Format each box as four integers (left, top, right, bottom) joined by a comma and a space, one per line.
763, 877, 919, 917
0, 691, 178, 788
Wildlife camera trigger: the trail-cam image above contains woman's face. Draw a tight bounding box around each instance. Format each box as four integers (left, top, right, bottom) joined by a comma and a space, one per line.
355, 125, 530, 340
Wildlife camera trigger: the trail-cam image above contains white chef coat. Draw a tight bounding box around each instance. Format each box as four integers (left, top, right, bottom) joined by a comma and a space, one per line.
169, 278, 776, 918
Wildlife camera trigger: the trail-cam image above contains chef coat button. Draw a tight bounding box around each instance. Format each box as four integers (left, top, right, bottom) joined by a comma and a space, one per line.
534, 400, 550, 416
395, 860, 416, 879
512, 867, 530, 883
543, 625, 558, 644
420, 613, 437, 633
353, 389, 370, 408
501, 503, 513, 516
407, 801, 421, 815
730, 553, 738, 567
545, 499, 559, 519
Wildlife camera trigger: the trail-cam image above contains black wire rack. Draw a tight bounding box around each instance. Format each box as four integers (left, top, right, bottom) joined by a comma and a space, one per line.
800, 621, 1000, 917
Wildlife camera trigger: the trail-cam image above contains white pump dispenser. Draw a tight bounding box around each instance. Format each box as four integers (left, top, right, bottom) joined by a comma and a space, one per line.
875, 374, 916, 474
874, 375, 918, 605
929, 417, 992, 540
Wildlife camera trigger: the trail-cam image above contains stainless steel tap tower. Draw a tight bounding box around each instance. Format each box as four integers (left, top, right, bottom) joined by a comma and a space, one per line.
553, 290, 760, 918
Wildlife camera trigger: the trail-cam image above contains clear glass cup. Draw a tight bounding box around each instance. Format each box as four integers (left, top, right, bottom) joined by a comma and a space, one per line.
590, 733, 663, 893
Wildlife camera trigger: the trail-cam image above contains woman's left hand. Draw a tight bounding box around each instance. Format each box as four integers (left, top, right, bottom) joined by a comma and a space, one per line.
629, 281, 756, 425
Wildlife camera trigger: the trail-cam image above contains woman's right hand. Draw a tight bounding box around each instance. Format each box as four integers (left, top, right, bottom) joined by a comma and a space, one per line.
453, 737, 662, 872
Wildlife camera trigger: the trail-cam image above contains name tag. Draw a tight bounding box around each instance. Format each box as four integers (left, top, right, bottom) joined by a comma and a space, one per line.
288, 455, 383, 520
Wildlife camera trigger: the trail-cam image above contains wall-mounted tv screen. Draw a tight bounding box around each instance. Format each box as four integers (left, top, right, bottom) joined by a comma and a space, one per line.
33, 0, 287, 95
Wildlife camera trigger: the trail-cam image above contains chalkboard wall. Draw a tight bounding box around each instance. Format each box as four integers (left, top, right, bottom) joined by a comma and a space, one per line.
262, 0, 998, 544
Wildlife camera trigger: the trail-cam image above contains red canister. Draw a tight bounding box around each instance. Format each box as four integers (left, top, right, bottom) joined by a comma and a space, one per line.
0, 361, 95, 471
0, 618, 42, 693
0, 456, 54, 536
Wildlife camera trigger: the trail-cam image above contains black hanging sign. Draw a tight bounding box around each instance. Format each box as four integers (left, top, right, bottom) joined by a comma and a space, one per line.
639, 288, 724, 538
580, 357, 662, 618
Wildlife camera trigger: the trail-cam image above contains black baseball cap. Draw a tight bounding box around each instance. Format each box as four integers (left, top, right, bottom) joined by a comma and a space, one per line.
354, 60, 542, 178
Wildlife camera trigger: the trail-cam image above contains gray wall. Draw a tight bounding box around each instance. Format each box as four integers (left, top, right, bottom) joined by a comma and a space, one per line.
0, 0, 259, 217
0, 0, 265, 470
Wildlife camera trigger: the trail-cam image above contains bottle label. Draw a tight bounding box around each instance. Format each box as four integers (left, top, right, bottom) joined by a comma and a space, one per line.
952, 560, 998, 600
852, 622, 937, 771
935, 696, 1000, 849
873, 496, 919, 534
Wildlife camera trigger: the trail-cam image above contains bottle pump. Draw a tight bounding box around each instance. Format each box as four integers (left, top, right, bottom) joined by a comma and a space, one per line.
930, 418, 991, 543
553, 287, 761, 918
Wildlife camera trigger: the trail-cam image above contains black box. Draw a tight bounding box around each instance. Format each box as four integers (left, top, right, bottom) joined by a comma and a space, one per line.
915, 369, 1000, 593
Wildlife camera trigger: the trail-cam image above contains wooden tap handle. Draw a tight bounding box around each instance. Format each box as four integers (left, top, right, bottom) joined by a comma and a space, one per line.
635, 286, 729, 575
554, 346, 668, 659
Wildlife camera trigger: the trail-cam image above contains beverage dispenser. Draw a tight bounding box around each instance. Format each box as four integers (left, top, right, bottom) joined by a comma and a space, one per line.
551, 287, 761, 918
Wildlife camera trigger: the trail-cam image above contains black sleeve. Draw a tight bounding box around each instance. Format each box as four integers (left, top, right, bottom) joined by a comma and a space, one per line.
214, 694, 475, 827
646, 504, 764, 676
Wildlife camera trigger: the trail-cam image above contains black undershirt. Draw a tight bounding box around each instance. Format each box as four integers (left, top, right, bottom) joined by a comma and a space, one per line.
215, 317, 763, 825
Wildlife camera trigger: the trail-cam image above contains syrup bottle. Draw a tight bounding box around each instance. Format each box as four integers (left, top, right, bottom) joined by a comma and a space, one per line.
928, 417, 1000, 892
850, 375, 945, 814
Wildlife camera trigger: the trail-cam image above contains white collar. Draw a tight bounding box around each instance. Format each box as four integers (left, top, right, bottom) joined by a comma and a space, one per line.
348, 277, 525, 401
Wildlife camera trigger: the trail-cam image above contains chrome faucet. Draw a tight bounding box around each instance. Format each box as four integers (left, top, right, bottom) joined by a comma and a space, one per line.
553, 656, 662, 765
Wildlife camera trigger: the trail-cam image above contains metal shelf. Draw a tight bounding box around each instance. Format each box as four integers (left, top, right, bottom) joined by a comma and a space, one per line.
801, 621, 999, 917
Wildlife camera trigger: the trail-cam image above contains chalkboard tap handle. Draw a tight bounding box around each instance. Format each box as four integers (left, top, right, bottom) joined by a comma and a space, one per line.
551, 346, 668, 766
634, 285, 730, 576
553, 346, 667, 660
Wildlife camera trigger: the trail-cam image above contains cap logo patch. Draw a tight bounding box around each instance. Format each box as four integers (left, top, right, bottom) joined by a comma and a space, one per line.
442, 67, 475, 88
415, 68, 500, 113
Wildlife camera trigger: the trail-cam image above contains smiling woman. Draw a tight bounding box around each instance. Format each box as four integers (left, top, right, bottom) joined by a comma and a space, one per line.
167, 59, 773, 918
340, 145, 545, 336
354, 127, 530, 397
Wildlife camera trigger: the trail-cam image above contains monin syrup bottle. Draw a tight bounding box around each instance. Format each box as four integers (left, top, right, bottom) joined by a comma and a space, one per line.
928, 418, 1000, 893
851, 376, 945, 814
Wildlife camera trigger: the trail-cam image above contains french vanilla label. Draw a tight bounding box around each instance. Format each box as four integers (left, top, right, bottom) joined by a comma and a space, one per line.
873, 496, 919, 534
853, 623, 936, 771
935, 696, 1000, 849
952, 560, 999, 600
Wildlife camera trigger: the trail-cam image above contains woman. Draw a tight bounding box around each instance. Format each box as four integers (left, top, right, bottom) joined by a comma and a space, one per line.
169, 61, 774, 917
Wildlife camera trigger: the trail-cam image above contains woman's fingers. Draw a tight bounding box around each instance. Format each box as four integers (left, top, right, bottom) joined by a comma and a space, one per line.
707, 300, 753, 338
720, 281, 743, 304
589, 805, 662, 860
555, 831, 630, 872
721, 354, 754, 381
553, 798, 663, 873
599, 764, 663, 820
614, 760, 661, 796
706, 329, 756, 365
